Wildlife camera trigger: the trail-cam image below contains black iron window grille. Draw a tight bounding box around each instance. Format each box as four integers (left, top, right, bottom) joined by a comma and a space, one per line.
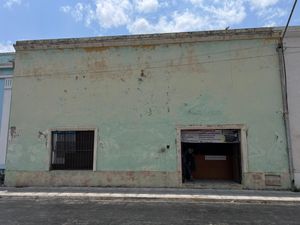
51, 130, 94, 170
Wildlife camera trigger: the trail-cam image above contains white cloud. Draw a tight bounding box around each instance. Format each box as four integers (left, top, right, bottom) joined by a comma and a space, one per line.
129, 0, 248, 34
257, 7, 287, 27
60, 5, 71, 13
257, 7, 286, 19
248, 0, 279, 9
60, 0, 133, 28
3, 0, 21, 8
135, 0, 159, 13
95, 0, 132, 28
263, 21, 277, 27
60, 3, 94, 26
127, 17, 153, 33
0, 42, 15, 53
201, 0, 246, 27
172, 11, 208, 31
128, 11, 209, 34
61, 0, 248, 33
72, 3, 87, 22
59, 0, 285, 34
189, 0, 204, 5
188, 0, 247, 29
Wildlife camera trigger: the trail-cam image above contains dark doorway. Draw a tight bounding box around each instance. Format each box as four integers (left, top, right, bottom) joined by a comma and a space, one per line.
181, 129, 242, 184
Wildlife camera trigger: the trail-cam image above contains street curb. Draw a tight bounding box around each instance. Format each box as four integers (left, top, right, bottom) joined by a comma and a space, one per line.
1, 191, 300, 203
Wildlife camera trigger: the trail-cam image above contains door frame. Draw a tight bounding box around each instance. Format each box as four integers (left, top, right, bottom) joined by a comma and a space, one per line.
176, 124, 248, 186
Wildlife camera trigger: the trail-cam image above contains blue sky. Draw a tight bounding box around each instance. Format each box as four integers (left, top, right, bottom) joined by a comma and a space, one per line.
0, 0, 299, 52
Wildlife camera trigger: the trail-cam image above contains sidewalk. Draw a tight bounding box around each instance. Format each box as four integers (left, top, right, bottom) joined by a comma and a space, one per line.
1, 187, 300, 203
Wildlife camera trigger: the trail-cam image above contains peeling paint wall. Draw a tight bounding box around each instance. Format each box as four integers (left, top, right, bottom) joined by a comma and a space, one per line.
5, 36, 289, 188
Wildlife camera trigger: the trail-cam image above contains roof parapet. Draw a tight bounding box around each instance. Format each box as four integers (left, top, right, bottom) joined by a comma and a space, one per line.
14, 27, 282, 51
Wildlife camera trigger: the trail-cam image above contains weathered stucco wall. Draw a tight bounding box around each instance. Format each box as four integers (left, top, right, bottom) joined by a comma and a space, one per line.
5, 35, 290, 188
284, 29, 300, 189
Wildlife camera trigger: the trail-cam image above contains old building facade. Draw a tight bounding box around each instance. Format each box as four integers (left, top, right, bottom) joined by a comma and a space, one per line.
5, 28, 291, 189
284, 27, 300, 189
0, 53, 14, 172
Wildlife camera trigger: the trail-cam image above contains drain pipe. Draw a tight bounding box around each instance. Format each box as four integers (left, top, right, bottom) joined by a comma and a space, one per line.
277, 38, 295, 190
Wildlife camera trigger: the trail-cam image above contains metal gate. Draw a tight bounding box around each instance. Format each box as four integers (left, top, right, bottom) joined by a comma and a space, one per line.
51, 130, 94, 170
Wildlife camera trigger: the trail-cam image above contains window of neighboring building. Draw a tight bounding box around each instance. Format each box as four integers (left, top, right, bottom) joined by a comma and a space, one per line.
51, 130, 94, 170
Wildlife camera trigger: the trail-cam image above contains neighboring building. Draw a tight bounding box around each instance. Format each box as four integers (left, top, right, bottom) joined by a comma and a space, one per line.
284, 27, 300, 189
0, 53, 14, 174
5, 28, 291, 189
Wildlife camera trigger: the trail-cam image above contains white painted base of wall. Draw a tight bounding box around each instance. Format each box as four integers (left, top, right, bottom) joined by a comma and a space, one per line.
294, 173, 300, 189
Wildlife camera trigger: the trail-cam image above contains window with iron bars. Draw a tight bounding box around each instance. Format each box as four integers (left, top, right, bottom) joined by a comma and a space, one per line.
51, 130, 94, 170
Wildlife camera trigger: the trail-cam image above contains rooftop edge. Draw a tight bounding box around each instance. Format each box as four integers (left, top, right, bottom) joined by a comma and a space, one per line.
14, 27, 282, 51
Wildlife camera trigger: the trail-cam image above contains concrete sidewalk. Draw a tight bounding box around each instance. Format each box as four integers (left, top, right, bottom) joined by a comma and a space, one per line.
1, 187, 300, 203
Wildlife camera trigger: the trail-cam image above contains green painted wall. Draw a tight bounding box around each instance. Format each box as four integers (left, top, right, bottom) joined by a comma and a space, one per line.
6, 38, 288, 175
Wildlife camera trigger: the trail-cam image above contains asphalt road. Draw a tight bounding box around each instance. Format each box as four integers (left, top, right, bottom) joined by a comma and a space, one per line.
0, 197, 300, 225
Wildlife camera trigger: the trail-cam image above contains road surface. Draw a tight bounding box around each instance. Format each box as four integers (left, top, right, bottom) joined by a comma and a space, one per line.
0, 197, 299, 225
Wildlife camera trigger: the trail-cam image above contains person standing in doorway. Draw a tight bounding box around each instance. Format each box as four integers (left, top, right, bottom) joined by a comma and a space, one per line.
183, 148, 196, 182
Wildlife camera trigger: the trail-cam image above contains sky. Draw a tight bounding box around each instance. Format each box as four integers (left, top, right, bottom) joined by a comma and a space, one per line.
0, 0, 299, 52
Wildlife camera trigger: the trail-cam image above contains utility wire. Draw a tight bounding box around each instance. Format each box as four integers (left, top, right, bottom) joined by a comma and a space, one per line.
13, 49, 300, 78
11, 44, 278, 78
282, 0, 298, 39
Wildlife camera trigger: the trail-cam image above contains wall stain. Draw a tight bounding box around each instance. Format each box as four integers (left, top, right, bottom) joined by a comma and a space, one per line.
83, 46, 110, 52
38, 131, 48, 148
10, 126, 19, 140
126, 172, 135, 182
135, 44, 156, 50
106, 176, 112, 183
159, 147, 166, 153
93, 59, 107, 69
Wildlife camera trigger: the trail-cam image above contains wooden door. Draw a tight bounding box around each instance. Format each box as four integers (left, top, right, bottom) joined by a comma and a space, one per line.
192, 154, 233, 180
